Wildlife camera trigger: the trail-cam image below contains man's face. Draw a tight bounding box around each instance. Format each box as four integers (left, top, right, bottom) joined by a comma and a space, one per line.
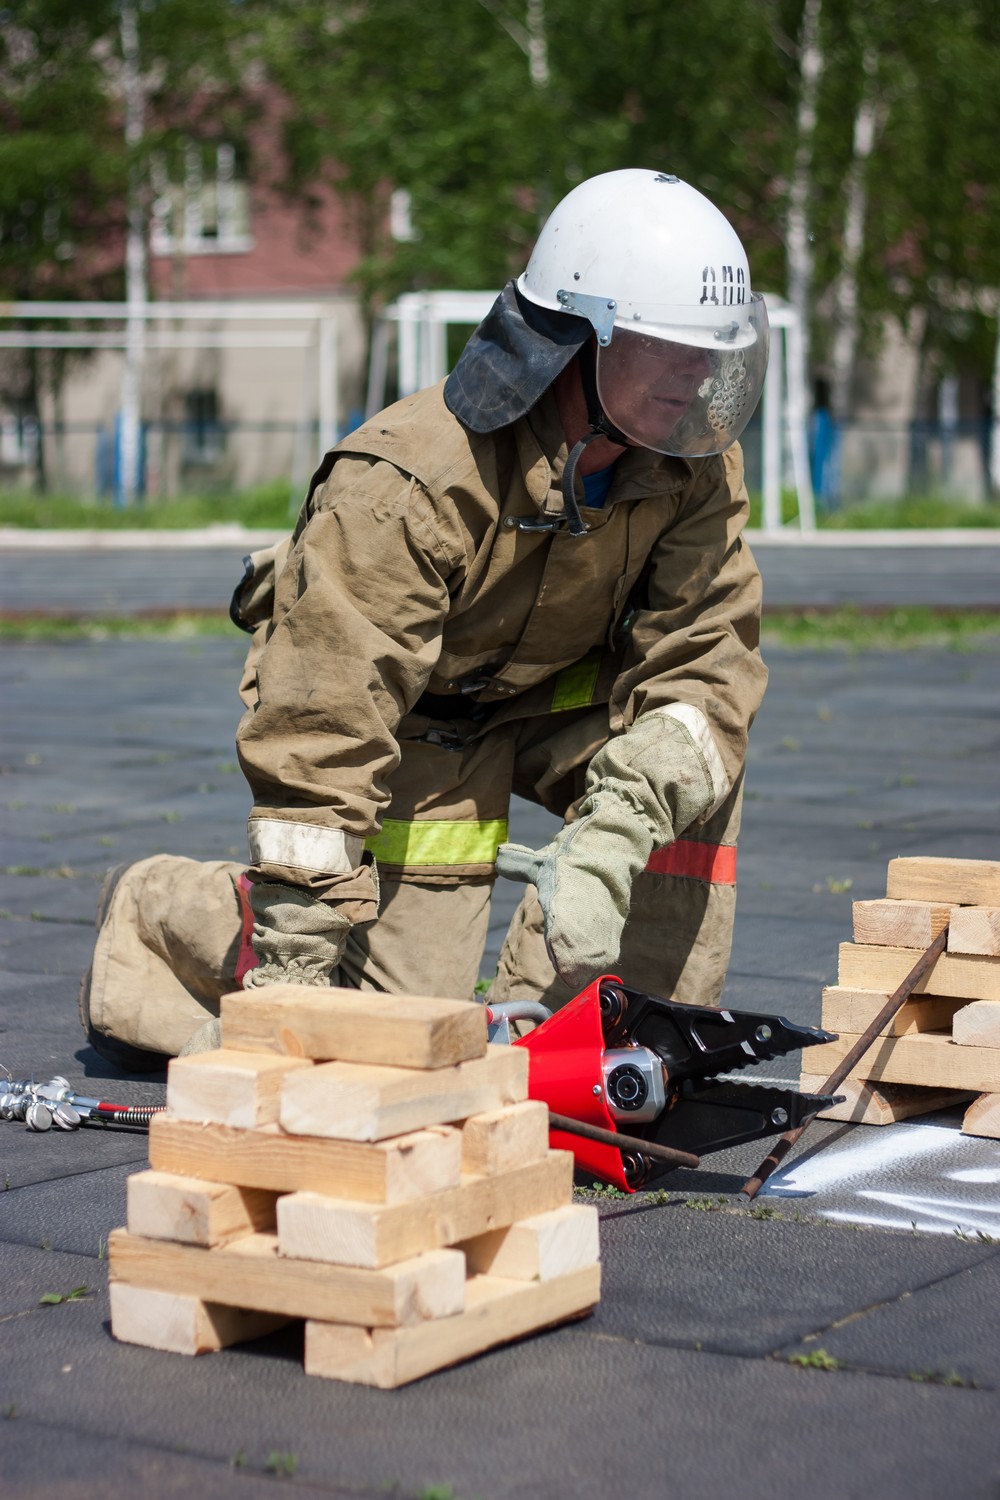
597, 332, 715, 452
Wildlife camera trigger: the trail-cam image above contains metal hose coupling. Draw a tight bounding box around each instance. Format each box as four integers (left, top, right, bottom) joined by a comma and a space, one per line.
0, 1073, 166, 1133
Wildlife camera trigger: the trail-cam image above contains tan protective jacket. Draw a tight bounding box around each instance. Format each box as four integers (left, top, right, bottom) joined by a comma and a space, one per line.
235, 380, 767, 918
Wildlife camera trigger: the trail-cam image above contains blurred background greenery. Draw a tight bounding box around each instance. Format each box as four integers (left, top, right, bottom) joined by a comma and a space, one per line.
2, 1, 998, 516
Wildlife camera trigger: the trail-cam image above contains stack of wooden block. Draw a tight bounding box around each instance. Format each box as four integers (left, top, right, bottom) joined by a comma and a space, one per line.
108, 986, 600, 1387
801, 856, 1000, 1139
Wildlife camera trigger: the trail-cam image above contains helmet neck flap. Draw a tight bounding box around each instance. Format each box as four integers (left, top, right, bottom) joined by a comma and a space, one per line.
444, 285, 629, 537
443, 280, 590, 434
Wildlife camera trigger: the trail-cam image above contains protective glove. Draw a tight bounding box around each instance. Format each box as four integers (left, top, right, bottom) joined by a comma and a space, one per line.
242, 880, 351, 989
496, 708, 727, 991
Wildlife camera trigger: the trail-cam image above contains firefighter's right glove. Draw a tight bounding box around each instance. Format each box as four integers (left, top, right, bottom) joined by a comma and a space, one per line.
242, 880, 351, 988
496, 709, 726, 991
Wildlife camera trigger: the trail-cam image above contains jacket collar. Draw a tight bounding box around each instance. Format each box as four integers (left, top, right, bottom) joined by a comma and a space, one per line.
516, 388, 695, 517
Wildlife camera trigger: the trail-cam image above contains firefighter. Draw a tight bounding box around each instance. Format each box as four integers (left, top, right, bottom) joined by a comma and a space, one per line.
80, 168, 770, 1068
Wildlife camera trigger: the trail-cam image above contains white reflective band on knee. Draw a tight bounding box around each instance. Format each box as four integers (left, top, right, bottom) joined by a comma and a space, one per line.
653, 703, 731, 815
248, 818, 364, 875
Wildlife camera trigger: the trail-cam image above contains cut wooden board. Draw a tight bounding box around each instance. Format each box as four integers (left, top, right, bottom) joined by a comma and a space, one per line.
303, 1262, 601, 1388
110, 1282, 289, 1355
276, 1152, 573, 1269
148, 1115, 462, 1204
278, 1045, 528, 1142
108, 1229, 466, 1328
962, 1093, 1000, 1140
948, 907, 1000, 958
851, 899, 951, 950
221, 985, 487, 1070
461, 1204, 599, 1282
460, 1100, 550, 1176
800, 1072, 972, 1126
952, 1001, 1000, 1048
837, 943, 1000, 1003
886, 857, 1000, 907
820, 987, 966, 1038
804, 1030, 1000, 1094
127, 1170, 278, 1247
166, 1050, 312, 1129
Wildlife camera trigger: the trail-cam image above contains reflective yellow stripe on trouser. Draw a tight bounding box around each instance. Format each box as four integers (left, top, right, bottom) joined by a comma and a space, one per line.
365, 818, 509, 867
551, 648, 601, 712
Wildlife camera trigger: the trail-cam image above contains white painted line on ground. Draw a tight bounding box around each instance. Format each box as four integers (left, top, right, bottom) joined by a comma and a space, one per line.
747, 529, 1000, 547
0, 527, 285, 550
818, 1208, 956, 1235
765, 1121, 958, 1196
4, 527, 999, 551
948, 1166, 1000, 1184
820, 1189, 1000, 1237
858, 1190, 1000, 1230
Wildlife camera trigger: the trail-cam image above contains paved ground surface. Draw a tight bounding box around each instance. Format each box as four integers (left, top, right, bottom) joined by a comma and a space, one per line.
2, 527, 1000, 615
2, 544, 1000, 1498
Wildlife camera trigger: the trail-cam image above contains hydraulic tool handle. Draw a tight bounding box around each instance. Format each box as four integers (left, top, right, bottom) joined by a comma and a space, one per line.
741, 925, 950, 1201
548, 1112, 700, 1172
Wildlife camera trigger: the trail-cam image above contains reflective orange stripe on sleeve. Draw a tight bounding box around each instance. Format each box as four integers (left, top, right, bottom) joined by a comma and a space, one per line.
644, 839, 737, 885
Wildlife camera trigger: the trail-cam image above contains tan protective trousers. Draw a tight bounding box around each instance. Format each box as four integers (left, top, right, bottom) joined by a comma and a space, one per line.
85, 704, 743, 1059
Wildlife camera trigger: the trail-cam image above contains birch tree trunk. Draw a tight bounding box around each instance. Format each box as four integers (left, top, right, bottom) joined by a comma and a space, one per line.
783, 0, 823, 528
786, 0, 823, 377
118, 2, 147, 509
990, 305, 1000, 496
829, 49, 882, 422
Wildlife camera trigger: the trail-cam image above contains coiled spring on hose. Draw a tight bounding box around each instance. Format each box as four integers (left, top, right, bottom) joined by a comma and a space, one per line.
0, 1072, 166, 1133
97, 1104, 162, 1128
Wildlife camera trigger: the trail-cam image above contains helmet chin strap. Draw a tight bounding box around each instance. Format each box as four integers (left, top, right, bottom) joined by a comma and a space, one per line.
559, 341, 630, 535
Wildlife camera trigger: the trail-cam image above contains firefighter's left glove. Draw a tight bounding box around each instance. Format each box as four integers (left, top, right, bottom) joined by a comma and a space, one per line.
496, 710, 725, 991
242, 880, 351, 988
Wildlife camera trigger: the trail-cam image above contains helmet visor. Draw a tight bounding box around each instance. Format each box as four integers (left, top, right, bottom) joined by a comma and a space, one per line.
595, 294, 769, 457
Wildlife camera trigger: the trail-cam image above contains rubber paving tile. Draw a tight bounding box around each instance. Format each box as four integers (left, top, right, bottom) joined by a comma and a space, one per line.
0, 1241, 101, 1318
2, 1423, 299, 1500
3, 624, 1000, 1497
588, 1199, 997, 1357
2, 1284, 999, 1500
0, 1161, 142, 1256
781, 1250, 1000, 1389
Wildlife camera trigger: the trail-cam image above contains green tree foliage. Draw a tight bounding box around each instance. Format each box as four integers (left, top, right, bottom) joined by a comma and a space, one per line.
0, 0, 266, 300
261, 0, 788, 305
4, 0, 999, 385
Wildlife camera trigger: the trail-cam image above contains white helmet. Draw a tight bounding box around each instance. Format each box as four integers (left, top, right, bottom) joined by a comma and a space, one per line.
517, 168, 768, 458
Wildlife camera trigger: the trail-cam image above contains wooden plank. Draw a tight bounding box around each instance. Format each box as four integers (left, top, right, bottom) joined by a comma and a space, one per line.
148, 1114, 462, 1205
109, 1282, 289, 1355
461, 1204, 599, 1282
948, 907, 1000, 958
837, 943, 1000, 1003
460, 1100, 550, 1175
952, 1001, 1000, 1048
799, 1073, 972, 1126
886, 856, 1000, 907
820, 987, 966, 1038
108, 1229, 466, 1328
221, 985, 487, 1070
851, 899, 951, 950
303, 1263, 601, 1388
962, 1093, 1000, 1140
804, 1031, 1000, 1094
166, 1050, 312, 1129
276, 1152, 573, 1269
127, 1170, 278, 1247
279, 1045, 528, 1143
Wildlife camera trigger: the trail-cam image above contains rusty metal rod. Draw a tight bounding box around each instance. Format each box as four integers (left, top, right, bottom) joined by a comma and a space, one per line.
740, 924, 950, 1201
548, 1111, 700, 1171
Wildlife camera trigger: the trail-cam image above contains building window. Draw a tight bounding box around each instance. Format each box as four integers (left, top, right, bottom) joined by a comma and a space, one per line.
152, 143, 253, 256
182, 389, 225, 466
